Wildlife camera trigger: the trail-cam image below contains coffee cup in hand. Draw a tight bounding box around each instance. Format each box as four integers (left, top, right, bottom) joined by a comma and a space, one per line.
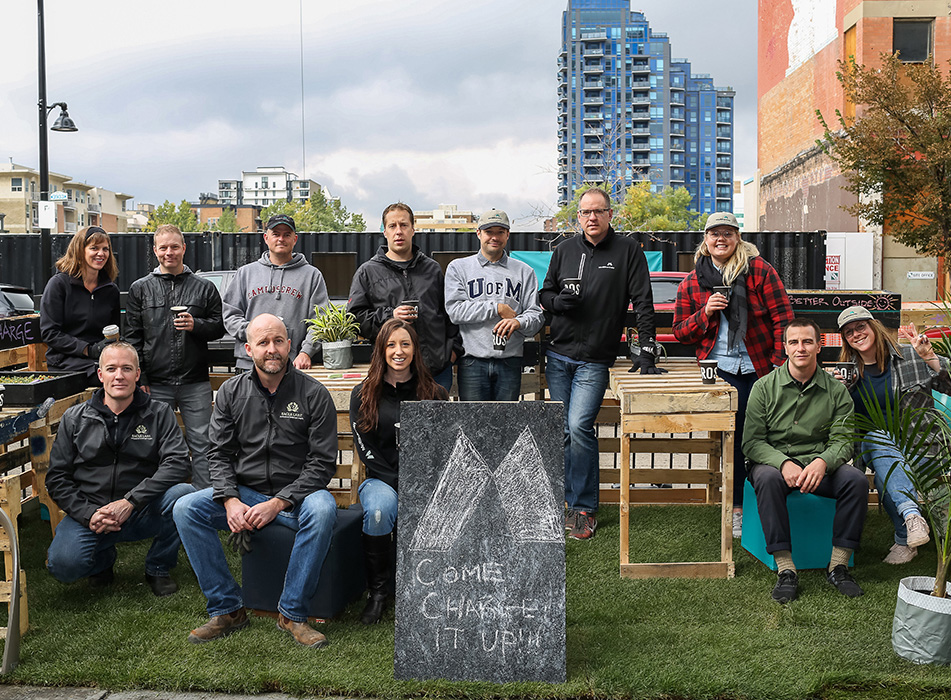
103, 324, 120, 342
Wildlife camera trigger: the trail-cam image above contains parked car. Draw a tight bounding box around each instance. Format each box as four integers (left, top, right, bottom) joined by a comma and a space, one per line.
0, 284, 36, 318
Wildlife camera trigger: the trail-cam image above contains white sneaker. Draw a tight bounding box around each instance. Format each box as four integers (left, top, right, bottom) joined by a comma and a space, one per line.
883, 543, 918, 565
732, 511, 743, 539
905, 513, 931, 548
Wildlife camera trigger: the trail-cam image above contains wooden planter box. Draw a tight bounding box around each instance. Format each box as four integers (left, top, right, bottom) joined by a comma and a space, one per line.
0, 371, 88, 407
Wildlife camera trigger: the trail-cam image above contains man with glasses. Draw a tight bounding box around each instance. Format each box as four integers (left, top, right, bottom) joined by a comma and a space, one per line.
540, 187, 660, 540
445, 209, 544, 400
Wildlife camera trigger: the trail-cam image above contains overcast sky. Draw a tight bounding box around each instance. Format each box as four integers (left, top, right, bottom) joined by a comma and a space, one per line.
1, 1, 757, 230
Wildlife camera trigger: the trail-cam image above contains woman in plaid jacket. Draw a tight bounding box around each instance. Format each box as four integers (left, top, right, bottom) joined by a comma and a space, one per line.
673, 212, 794, 538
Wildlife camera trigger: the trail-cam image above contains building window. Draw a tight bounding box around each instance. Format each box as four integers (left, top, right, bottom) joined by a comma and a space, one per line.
11, 178, 22, 192
893, 19, 932, 62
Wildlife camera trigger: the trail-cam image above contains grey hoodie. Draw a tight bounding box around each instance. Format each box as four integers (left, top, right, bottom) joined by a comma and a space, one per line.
222, 251, 329, 368
444, 251, 544, 359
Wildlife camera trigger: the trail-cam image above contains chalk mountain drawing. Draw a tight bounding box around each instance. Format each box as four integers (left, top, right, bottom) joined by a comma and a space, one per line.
409, 426, 562, 552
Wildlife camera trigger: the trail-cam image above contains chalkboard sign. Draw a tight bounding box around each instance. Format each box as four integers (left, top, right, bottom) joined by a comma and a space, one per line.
0, 315, 40, 351
395, 401, 566, 683
787, 290, 901, 329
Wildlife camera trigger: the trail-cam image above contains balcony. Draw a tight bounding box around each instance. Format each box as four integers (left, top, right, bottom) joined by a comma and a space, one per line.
630, 96, 650, 106
583, 62, 604, 73
717, 111, 732, 124
583, 141, 603, 151
631, 157, 650, 166
584, 127, 603, 135
558, 166, 569, 175
717, 127, 732, 138
670, 125, 685, 135
630, 79, 650, 88
87, 202, 100, 213
581, 31, 607, 41
583, 158, 604, 167
583, 95, 604, 105
670, 90, 685, 105
583, 80, 604, 89
716, 139, 732, 154
629, 125, 650, 134
670, 139, 685, 151
583, 111, 604, 121
630, 61, 650, 74
583, 47, 604, 57
64, 222, 77, 233
630, 111, 650, 122
631, 141, 650, 152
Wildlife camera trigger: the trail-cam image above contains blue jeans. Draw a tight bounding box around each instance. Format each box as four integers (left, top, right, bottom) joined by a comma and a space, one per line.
47, 482, 195, 582
150, 382, 213, 489
457, 356, 523, 401
545, 353, 610, 513
173, 486, 337, 622
433, 364, 454, 394
862, 431, 922, 545
717, 368, 758, 508
358, 478, 398, 536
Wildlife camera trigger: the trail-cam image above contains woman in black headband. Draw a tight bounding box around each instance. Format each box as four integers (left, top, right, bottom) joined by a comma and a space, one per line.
39, 226, 121, 381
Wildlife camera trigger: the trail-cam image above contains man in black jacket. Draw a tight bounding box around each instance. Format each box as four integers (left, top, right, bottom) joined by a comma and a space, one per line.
126, 224, 224, 489
347, 203, 461, 392
173, 313, 338, 648
46, 342, 194, 596
540, 187, 661, 540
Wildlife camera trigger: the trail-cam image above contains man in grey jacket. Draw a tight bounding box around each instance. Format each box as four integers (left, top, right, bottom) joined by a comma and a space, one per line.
445, 209, 544, 400
222, 214, 329, 371
46, 342, 194, 597
174, 314, 338, 648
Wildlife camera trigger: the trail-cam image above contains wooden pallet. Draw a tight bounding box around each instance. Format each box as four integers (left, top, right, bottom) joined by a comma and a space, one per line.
610, 358, 737, 580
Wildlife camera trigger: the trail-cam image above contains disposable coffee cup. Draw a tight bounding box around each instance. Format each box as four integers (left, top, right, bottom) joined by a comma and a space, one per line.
563, 278, 582, 296
102, 324, 120, 342
713, 285, 732, 300
400, 300, 419, 318
493, 334, 508, 351
170, 305, 188, 315
699, 359, 718, 384
835, 361, 858, 384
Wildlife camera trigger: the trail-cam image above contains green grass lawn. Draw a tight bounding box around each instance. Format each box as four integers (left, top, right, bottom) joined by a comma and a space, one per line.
2, 504, 951, 699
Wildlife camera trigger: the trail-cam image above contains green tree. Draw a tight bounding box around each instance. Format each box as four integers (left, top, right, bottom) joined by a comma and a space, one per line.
817, 54, 951, 261
145, 199, 201, 232
259, 190, 366, 232
211, 207, 242, 232
552, 181, 702, 233
615, 181, 704, 231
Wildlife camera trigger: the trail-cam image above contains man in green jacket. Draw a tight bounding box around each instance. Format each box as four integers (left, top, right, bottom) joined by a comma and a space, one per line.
743, 317, 867, 604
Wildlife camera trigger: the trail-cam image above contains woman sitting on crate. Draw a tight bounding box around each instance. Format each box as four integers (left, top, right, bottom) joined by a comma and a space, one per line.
39, 226, 121, 382
672, 212, 794, 539
349, 318, 448, 624
836, 305, 950, 565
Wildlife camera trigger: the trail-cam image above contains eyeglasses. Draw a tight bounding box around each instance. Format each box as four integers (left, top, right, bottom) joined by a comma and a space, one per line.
842, 321, 869, 339
578, 208, 610, 218
706, 230, 736, 240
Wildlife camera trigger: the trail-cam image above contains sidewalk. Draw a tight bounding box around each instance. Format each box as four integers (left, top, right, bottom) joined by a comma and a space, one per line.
0, 688, 355, 700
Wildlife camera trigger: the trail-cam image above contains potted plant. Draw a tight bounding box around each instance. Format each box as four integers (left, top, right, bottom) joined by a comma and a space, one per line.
306, 303, 360, 370
846, 388, 951, 665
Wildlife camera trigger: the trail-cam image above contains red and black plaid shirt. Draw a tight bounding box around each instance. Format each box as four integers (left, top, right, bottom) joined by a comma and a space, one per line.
673, 255, 794, 377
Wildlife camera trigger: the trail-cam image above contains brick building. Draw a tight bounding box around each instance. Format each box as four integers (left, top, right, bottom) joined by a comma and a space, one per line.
757, 0, 951, 297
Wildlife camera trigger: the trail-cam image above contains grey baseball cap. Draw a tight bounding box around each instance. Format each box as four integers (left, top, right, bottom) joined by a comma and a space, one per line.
704, 212, 740, 231
478, 209, 510, 231
837, 305, 874, 329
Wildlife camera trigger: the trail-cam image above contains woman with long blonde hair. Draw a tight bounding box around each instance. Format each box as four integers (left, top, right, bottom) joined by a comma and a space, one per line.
673, 212, 794, 538
39, 226, 120, 380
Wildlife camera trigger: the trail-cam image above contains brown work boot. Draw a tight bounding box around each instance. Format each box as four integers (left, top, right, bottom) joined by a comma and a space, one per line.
277, 614, 328, 648
187, 608, 249, 644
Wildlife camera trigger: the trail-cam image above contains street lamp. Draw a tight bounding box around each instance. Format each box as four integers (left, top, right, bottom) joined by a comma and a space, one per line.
37, 0, 79, 287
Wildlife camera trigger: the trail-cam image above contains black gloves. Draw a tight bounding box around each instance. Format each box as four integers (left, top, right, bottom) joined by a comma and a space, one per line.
550, 291, 582, 314
228, 530, 253, 555
630, 341, 669, 374
87, 338, 113, 360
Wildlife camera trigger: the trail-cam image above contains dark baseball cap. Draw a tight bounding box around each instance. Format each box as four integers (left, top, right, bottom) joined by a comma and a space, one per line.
266, 214, 296, 232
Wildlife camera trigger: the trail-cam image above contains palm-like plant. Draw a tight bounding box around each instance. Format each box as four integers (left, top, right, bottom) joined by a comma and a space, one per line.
305, 303, 360, 343
844, 387, 951, 597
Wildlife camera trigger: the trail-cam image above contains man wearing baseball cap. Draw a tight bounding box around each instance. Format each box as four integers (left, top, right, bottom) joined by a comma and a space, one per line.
222, 214, 329, 370
445, 209, 544, 401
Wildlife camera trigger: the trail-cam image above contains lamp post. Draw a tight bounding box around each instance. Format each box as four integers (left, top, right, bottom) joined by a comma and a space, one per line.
37, 0, 78, 287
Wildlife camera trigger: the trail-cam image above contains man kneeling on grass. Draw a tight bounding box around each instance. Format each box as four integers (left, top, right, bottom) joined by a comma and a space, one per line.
743, 318, 867, 603
46, 342, 194, 597
173, 313, 338, 648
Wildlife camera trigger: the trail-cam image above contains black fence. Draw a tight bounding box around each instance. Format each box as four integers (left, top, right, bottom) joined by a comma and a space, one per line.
0, 230, 827, 295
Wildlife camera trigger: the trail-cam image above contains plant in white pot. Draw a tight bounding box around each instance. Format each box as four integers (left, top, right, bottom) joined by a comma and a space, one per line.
846, 387, 951, 665
306, 303, 360, 370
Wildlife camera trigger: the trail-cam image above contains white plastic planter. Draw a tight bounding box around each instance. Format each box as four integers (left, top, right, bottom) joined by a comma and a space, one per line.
893, 576, 951, 665
321, 340, 353, 370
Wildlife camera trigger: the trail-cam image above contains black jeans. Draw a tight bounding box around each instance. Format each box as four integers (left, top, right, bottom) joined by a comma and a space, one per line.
748, 463, 868, 554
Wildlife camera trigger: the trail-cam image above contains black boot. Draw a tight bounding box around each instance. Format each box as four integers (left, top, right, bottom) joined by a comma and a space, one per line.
360, 533, 392, 625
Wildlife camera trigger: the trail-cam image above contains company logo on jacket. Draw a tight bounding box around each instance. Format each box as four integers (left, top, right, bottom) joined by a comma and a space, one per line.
130, 424, 151, 440
247, 285, 304, 300
280, 401, 304, 421
465, 278, 523, 301
598, 262, 615, 270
